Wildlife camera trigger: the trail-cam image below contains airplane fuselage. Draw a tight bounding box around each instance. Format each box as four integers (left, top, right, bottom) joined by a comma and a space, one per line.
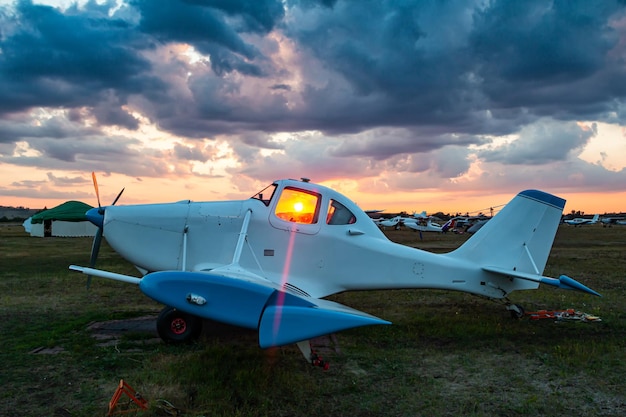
101, 179, 527, 300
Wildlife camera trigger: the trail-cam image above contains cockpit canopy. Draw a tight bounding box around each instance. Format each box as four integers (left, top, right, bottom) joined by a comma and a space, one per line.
251, 181, 357, 226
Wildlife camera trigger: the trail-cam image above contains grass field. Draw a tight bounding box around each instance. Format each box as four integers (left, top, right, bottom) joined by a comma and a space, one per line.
0, 224, 624, 416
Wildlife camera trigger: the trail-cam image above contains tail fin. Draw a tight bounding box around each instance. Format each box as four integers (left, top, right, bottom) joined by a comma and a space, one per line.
450, 190, 565, 283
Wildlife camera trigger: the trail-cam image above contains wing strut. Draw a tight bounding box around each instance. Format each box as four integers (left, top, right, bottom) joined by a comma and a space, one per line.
182, 225, 189, 271
209, 209, 261, 280
232, 208, 252, 265
69, 266, 141, 284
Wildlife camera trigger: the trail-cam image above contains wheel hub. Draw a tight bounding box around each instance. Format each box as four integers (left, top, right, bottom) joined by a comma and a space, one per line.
170, 318, 187, 335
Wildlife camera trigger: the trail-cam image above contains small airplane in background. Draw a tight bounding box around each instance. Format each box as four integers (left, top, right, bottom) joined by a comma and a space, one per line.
441, 215, 490, 234
376, 215, 402, 229
70, 175, 601, 367
601, 216, 626, 227
375, 211, 443, 233
404, 217, 443, 233
564, 214, 599, 226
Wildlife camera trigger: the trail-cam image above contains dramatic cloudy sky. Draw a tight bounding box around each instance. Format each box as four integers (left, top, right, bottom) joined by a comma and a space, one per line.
1, 0, 626, 215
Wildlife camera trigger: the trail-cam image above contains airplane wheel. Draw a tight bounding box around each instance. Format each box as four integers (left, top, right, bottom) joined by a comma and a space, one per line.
509, 304, 525, 319
157, 306, 203, 343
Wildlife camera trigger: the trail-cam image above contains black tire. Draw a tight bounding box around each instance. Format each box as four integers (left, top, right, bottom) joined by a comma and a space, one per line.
156, 306, 203, 343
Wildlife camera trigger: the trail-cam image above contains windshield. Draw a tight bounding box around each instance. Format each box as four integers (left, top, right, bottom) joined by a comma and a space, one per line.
250, 184, 277, 206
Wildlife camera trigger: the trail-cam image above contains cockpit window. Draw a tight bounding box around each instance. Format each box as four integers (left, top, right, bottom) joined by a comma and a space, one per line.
250, 184, 277, 206
327, 199, 356, 225
275, 187, 320, 224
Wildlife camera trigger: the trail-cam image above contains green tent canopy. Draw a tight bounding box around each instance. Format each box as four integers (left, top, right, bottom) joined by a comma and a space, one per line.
30, 201, 94, 224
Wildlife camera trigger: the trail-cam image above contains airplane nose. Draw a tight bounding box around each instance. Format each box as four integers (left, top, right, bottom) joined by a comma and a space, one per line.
86, 207, 104, 228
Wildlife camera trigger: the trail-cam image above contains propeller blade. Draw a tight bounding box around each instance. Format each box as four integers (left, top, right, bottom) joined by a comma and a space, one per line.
92, 172, 102, 210
89, 227, 103, 267
86, 172, 124, 288
87, 227, 103, 289
111, 187, 125, 206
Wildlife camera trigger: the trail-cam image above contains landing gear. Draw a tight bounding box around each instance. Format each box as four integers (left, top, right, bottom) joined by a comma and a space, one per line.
156, 306, 203, 343
310, 350, 330, 370
506, 303, 525, 319
296, 340, 330, 370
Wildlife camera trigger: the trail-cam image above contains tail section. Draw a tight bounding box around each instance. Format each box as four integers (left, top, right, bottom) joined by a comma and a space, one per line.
450, 190, 565, 291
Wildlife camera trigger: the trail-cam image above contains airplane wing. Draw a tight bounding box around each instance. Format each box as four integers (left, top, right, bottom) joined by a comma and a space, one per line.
139, 270, 390, 348
71, 266, 390, 347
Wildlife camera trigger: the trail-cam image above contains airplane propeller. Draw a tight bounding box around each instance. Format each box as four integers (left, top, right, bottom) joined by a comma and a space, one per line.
86, 172, 125, 288
92, 171, 102, 212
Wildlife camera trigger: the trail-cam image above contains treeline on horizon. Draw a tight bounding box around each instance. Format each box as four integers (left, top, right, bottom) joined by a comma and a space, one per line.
1, 205, 625, 224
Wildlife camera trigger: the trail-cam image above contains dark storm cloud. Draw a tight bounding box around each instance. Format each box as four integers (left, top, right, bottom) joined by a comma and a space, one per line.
283, 1, 493, 133
183, 0, 285, 33
132, 0, 281, 76
471, 1, 614, 82
469, 0, 626, 120
3, 0, 625, 135
1, 0, 626, 189
90, 92, 141, 129
0, 0, 156, 116
285, 0, 626, 134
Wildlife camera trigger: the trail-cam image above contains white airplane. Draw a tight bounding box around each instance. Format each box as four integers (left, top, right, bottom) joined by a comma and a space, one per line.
385, 212, 443, 233
376, 215, 402, 229
412, 210, 428, 219
564, 214, 599, 226
601, 216, 626, 226
70, 176, 600, 367
404, 218, 443, 233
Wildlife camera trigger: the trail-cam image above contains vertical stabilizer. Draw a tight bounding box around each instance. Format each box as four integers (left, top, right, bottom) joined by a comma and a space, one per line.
449, 190, 565, 279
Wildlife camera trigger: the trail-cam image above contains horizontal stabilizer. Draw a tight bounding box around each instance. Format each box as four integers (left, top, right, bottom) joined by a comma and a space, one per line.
259, 294, 390, 348
484, 266, 601, 297
541, 275, 602, 297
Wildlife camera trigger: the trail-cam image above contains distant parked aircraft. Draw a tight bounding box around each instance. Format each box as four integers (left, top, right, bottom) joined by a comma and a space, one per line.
376, 216, 402, 229
442, 215, 490, 234
564, 214, 599, 226
601, 216, 626, 227
404, 218, 443, 233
